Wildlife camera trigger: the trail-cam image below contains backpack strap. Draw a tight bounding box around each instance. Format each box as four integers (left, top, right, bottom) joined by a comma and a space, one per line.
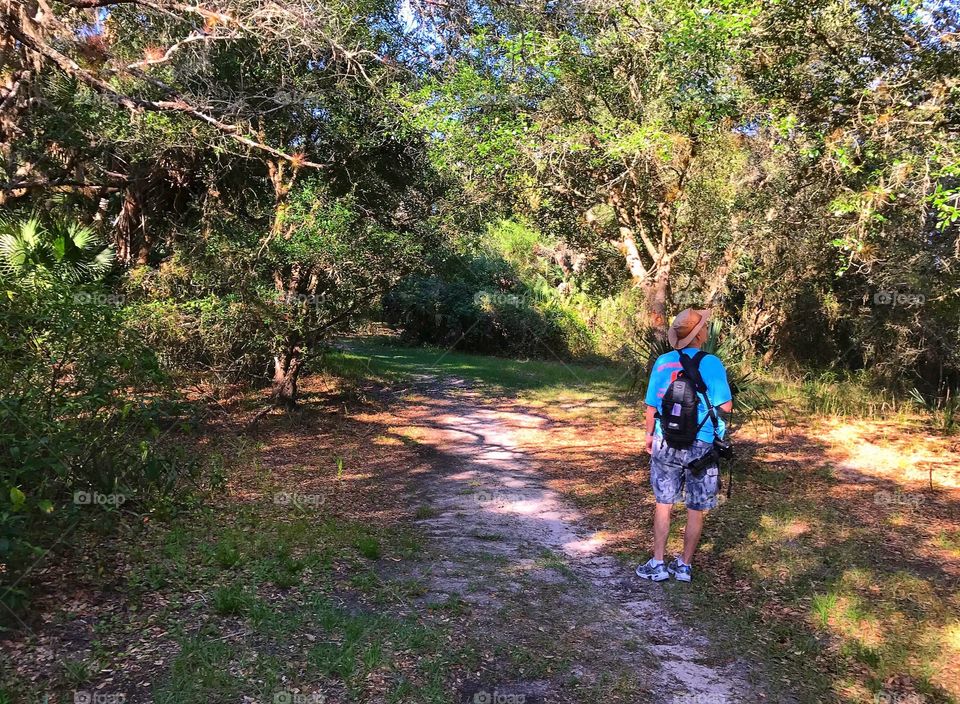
679, 350, 721, 438
681, 351, 732, 497
678, 350, 708, 393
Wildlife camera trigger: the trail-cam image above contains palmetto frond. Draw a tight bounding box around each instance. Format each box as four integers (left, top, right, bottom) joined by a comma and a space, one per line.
0, 215, 115, 287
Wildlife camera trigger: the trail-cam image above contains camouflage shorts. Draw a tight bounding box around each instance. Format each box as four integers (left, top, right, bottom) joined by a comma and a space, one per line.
650, 436, 720, 511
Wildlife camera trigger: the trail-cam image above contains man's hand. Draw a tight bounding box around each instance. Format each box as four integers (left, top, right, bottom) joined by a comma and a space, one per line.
645, 433, 655, 454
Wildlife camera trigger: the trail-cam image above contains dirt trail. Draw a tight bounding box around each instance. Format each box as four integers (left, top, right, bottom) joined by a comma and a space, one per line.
392, 376, 756, 704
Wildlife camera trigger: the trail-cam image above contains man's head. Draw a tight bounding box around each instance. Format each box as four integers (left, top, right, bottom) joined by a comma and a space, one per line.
667, 308, 711, 350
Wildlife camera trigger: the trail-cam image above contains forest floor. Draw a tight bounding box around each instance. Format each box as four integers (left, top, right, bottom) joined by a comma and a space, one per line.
2, 338, 959, 704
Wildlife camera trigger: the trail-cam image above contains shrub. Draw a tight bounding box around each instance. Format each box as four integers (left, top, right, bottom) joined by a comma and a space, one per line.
122, 254, 275, 384
0, 218, 215, 618
382, 274, 573, 358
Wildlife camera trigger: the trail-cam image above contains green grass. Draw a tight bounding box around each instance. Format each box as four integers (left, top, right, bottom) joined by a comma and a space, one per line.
535, 549, 576, 579
0, 494, 456, 704
129, 508, 460, 703
154, 634, 242, 704
61, 658, 92, 687
321, 336, 634, 413
212, 583, 254, 615
354, 534, 382, 560
414, 505, 438, 520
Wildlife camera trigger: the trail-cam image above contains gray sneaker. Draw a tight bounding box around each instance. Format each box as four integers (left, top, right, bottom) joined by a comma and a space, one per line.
667, 557, 692, 582
635, 559, 669, 582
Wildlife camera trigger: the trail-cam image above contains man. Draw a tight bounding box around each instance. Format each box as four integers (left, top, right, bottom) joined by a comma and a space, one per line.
635, 308, 733, 583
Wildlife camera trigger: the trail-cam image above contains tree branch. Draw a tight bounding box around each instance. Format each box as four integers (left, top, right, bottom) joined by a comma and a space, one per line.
0, 178, 128, 193
6, 22, 328, 169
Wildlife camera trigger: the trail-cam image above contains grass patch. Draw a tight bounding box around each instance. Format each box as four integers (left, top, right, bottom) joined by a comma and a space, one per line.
211, 583, 254, 615
535, 550, 575, 579
414, 505, 438, 520
154, 632, 249, 704
0, 492, 452, 703
662, 464, 960, 703
322, 336, 635, 417
354, 535, 382, 560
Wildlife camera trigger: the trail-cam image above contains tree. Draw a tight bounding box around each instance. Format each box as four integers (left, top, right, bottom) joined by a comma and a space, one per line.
403, 0, 758, 331
404, 0, 959, 386
2, 0, 445, 405
731, 0, 960, 385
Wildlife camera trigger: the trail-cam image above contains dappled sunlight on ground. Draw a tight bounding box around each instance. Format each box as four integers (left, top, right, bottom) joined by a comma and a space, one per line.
495, 392, 960, 702
817, 417, 960, 489
227, 366, 960, 702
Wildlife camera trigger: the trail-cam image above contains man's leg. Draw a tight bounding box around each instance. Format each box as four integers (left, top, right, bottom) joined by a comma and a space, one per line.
653, 502, 672, 561
681, 508, 706, 564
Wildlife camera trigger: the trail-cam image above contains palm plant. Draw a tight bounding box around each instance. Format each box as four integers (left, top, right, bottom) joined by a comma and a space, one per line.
0, 216, 115, 288
702, 320, 775, 430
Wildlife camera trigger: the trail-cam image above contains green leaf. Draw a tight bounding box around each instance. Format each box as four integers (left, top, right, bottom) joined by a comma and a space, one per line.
9, 486, 26, 507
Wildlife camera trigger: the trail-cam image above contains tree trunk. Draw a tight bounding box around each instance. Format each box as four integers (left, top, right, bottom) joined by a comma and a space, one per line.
115, 176, 153, 266
619, 226, 649, 281
265, 158, 307, 409
644, 255, 671, 334
271, 345, 303, 408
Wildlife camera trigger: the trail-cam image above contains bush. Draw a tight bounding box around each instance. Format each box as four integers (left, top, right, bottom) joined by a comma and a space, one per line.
382, 274, 574, 358
0, 280, 207, 617
127, 296, 273, 384
122, 254, 275, 384
383, 219, 643, 361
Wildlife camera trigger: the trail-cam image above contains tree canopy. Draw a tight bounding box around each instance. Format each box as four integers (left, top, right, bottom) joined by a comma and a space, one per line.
1, 0, 958, 389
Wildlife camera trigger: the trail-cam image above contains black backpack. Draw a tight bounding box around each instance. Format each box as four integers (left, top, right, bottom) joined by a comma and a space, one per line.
658, 350, 718, 449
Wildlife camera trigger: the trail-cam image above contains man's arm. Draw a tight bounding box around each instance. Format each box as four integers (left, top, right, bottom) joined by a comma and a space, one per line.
702, 355, 733, 414
645, 405, 657, 453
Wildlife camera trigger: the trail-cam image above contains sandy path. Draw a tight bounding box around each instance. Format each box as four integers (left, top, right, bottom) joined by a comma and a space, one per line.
393, 378, 756, 704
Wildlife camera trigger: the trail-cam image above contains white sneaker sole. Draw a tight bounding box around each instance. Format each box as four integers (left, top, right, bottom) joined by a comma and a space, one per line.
667, 567, 692, 582
635, 566, 669, 582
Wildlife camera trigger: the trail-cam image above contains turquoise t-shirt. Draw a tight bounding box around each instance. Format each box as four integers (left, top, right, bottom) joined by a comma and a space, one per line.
645, 348, 733, 442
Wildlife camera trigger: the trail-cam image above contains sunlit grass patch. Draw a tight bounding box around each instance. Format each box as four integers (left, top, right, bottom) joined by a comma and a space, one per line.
323, 336, 632, 401
753, 513, 814, 543
934, 529, 960, 558
822, 592, 885, 649
709, 492, 960, 700
815, 416, 960, 488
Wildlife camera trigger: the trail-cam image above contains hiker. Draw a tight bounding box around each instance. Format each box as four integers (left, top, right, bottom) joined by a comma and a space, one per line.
635, 308, 733, 583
